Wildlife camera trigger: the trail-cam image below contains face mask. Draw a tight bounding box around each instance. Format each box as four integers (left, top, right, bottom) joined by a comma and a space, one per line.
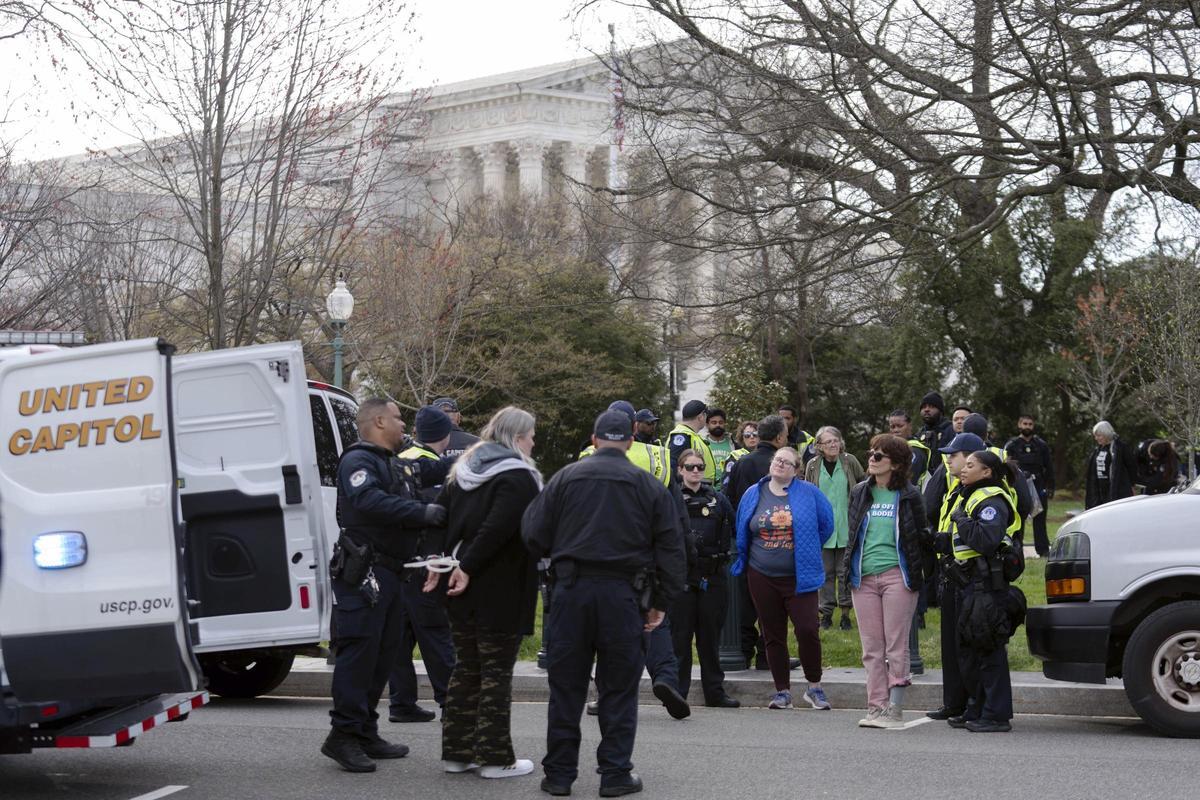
709, 426, 725, 438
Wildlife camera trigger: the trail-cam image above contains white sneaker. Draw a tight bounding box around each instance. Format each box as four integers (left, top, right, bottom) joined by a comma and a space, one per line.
858, 706, 885, 728
478, 759, 535, 779
443, 760, 479, 773
878, 703, 906, 729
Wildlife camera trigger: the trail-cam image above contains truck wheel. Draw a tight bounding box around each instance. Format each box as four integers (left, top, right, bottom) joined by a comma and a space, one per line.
200, 652, 296, 699
1123, 601, 1200, 738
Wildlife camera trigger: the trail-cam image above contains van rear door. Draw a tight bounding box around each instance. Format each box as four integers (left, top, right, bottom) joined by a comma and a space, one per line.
172, 342, 330, 651
0, 339, 200, 701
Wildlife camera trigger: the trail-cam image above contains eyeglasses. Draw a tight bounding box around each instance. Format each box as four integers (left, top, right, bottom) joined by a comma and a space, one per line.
818, 440, 839, 447
743, 431, 759, 438
771, 457, 798, 468
681, 463, 705, 472
868, 451, 890, 462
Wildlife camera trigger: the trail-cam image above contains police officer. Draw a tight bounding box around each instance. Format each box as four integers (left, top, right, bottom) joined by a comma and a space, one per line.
1005, 415, 1054, 557
432, 397, 480, 459
522, 410, 685, 797
579, 401, 687, 719
922, 431, 984, 722
888, 409, 931, 486
672, 448, 739, 707
322, 398, 447, 773
933, 449, 1019, 732
778, 404, 816, 465
667, 399, 717, 483
633, 408, 659, 444
388, 405, 457, 724
580, 401, 671, 485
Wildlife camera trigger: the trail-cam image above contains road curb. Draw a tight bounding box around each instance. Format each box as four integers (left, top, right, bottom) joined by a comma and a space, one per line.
273, 659, 1134, 717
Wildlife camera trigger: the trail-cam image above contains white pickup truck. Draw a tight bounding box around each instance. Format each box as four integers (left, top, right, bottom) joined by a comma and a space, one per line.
0, 338, 358, 752
1026, 479, 1200, 738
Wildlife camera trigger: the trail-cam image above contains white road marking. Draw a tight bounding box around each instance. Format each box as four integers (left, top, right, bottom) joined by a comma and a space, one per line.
128, 786, 188, 800
889, 715, 937, 730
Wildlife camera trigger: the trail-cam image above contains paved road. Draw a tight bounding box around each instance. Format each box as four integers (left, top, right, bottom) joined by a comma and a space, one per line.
1, 698, 1189, 800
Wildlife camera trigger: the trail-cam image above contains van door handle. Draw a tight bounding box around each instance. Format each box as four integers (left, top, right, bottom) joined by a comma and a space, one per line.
282, 464, 302, 505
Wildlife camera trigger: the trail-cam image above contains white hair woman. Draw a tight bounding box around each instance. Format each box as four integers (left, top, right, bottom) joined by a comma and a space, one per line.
425, 406, 543, 778
1086, 420, 1137, 509
802, 425, 865, 630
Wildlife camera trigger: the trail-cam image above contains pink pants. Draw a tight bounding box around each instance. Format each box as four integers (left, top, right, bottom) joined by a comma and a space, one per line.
851, 567, 919, 708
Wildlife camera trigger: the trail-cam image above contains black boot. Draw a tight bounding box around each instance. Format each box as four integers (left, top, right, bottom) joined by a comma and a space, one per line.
362, 735, 409, 759
321, 730, 376, 773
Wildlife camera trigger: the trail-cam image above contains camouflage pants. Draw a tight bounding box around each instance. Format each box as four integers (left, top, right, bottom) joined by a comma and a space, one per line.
442, 624, 523, 766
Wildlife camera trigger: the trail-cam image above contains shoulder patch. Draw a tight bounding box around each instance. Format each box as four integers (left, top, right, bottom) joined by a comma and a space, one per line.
979, 505, 997, 521
349, 469, 368, 488
672, 434, 686, 446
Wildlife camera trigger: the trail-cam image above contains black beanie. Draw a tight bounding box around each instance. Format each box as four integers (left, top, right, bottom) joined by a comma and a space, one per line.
415, 405, 453, 443
921, 392, 945, 413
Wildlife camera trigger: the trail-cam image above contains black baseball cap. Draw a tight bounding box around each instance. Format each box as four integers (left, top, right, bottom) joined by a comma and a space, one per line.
594, 410, 633, 442
635, 409, 659, 423
432, 397, 459, 412
681, 399, 707, 419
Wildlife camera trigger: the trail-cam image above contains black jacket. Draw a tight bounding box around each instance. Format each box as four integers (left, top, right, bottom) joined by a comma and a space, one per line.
443, 427, 481, 461
336, 442, 429, 560
723, 441, 778, 510
437, 467, 541, 635
843, 480, 929, 591
521, 448, 685, 610
1085, 437, 1137, 509
947, 479, 1013, 559
918, 417, 954, 456
1004, 435, 1054, 493
681, 484, 735, 587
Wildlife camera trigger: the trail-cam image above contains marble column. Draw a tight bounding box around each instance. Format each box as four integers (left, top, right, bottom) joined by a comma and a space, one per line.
516, 138, 548, 195
446, 148, 477, 203
560, 142, 592, 186
477, 142, 509, 197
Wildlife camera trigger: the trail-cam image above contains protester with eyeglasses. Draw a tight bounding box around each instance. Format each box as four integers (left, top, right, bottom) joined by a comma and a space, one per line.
802, 426, 865, 631
731, 446, 835, 710
671, 449, 740, 707
843, 434, 928, 728
721, 422, 759, 491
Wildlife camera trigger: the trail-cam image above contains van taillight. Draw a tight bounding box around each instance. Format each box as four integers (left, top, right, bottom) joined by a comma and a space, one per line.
299, 585, 311, 609
1046, 577, 1087, 598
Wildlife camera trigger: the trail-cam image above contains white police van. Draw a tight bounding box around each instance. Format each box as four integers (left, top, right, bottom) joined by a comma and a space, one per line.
0, 338, 358, 752
1026, 478, 1200, 738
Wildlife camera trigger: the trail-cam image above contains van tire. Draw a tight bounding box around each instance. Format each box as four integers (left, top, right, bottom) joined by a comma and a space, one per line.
200, 652, 296, 699
1122, 601, 1200, 738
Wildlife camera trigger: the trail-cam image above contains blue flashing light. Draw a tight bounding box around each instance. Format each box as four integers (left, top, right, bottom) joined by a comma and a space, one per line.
33, 532, 88, 569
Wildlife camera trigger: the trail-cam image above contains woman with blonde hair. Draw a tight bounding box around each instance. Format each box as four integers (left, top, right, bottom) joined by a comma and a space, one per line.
425, 406, 543, 778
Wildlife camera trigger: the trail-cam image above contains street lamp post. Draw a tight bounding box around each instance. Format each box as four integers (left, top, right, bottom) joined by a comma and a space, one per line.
325, 275, 355, 389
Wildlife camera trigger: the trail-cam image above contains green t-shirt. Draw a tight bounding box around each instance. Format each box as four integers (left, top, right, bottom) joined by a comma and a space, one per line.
861, 486, 899, 576
817, 459, 851, 548
706, 436, 734, 482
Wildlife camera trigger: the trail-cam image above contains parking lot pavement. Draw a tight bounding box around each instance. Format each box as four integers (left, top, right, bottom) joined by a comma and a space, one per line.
1, 697, 1191, 800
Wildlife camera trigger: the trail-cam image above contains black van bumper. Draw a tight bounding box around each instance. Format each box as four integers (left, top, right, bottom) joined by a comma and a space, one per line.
1025, 601, 1121, 684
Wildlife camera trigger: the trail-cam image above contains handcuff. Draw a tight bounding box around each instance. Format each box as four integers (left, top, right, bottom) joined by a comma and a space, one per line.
404, 542, 462, 574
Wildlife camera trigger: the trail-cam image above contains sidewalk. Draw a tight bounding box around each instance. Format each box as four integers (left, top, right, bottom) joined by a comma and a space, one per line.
275, 657, 1134, 717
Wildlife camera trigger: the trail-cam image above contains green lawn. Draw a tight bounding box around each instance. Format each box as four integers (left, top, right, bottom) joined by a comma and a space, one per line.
516, 495, 1080, 670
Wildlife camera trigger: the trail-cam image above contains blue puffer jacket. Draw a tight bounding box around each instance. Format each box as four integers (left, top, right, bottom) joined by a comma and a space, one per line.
731, 476, 834, 594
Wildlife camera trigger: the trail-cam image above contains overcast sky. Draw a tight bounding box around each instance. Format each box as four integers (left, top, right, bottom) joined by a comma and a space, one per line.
1, 0, 643, 160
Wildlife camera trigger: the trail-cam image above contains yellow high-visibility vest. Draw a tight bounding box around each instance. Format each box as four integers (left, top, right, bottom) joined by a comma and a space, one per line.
667, 423, 716, 483
577, 441, 671, 486
945, 485, 1019, 561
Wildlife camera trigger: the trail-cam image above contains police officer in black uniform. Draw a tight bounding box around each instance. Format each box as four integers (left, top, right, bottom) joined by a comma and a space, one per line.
322, 398, 448, 773
522, 410, 684, 798
1005, 415, 1054, 557
672, 448, 739, 707
432, 396, 481, 459
388, 405, 456, 723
